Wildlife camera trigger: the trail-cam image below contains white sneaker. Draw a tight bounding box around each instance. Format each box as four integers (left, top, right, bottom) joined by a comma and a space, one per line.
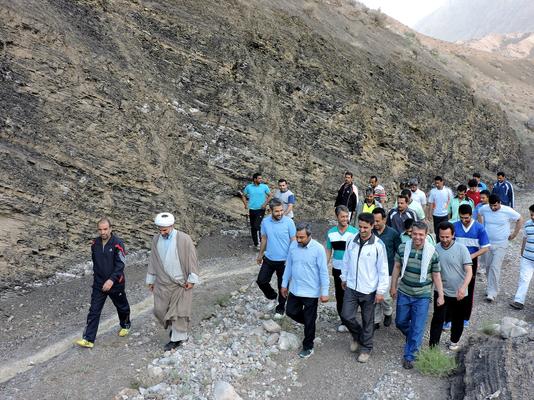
337, 324, 349, 333
350, 340, 359, 352
273, 312, 284, 320
265, 300, 277, 311
449, 342, 461, 352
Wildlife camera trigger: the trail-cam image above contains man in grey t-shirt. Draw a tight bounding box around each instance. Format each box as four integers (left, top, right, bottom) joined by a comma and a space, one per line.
429, 221, 472, 351
273, 178, 296, 219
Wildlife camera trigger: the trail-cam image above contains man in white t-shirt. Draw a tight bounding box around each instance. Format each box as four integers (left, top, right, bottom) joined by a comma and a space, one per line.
408, 179, 427, 208
427, 176, 453, 243
478, 194, 523, 302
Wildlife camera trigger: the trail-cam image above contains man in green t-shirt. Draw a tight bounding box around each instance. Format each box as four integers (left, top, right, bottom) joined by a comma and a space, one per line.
390, 221, 444, 370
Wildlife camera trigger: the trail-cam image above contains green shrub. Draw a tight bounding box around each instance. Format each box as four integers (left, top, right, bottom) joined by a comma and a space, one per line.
415, 346, 457, 377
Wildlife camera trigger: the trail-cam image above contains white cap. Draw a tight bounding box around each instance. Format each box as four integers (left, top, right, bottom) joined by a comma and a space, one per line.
154, 212, 175, 227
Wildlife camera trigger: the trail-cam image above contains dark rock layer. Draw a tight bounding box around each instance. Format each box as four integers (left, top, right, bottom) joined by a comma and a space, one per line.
0, 0, 525, 285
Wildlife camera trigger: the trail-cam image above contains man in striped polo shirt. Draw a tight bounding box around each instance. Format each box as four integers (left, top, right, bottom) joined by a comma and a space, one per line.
510, 204, 534, 310
326, 205, 358, 332
452, 204, 490, 328
390, 221, 444, 369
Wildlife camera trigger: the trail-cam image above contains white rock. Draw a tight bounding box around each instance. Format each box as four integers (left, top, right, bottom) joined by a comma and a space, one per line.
262, 320, 281, 333
278, 331, 300, 351
265, 333, 280, 346
148, 365, 164, 379
213, 381, 243, 400
509, 326, 529, 338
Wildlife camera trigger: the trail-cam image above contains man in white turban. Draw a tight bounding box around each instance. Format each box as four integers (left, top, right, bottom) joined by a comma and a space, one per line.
147, 212, 199, 351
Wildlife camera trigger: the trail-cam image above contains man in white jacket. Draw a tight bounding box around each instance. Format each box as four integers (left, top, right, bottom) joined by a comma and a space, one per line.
341, 212, 389, 363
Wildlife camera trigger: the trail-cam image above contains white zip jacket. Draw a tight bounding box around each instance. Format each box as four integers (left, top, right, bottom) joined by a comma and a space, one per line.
340, 234, 390, 295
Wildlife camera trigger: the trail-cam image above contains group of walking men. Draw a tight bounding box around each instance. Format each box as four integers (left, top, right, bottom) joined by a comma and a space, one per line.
242, 170, 532, 368
76, 170, 532, 371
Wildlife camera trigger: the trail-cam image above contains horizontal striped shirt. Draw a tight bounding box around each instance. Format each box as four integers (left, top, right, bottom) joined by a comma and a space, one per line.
523, 220, 534, 262
453, 220, 490, 255
395, 243, 440, 298
326, 225, 358, 269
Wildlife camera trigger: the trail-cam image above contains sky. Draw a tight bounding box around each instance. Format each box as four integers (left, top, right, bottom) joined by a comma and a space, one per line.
358, 0, 447, 27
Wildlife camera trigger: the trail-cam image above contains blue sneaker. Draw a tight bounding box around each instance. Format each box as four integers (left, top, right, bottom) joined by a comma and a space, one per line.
298, 348, 314, 359
463, 320, 470, 328
442, 322, 451, 331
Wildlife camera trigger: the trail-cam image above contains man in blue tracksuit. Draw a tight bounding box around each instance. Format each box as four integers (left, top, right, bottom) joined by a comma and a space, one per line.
76, 217, 131, 348
491, 171, 514, 208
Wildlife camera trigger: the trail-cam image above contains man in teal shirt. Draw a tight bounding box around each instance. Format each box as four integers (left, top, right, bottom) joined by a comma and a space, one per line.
326, 205, 358, 332
240, 173, 272, 248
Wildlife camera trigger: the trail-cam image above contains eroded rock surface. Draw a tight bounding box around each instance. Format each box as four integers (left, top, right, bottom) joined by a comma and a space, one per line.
0, 0, 525, 286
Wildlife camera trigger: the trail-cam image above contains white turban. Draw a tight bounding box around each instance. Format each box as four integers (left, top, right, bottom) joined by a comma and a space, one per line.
154, 212, 175, 227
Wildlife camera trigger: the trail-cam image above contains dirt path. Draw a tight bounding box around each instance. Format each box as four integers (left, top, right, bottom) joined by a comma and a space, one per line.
0, 232, 261, 399
1, 195, 533, 399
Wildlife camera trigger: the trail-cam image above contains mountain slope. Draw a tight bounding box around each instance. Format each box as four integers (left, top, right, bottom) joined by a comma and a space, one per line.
0, 0, 525, 285
415, 0, 534, 42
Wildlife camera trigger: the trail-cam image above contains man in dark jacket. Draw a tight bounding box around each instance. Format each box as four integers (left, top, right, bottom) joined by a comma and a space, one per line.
335, 171, 359, 222
76, 217, 131, 348
491, 171, 514, 208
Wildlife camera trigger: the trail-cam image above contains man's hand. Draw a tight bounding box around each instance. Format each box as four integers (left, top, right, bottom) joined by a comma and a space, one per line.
341, 281, 347, 290
184, 282, 194, 290
508, 234, 516, 241
390, 286, 397, 299
102, 279, 114, 292
319, 295, 329, 303
148, 284, 154, 292
256, 255, 263, 265
456, 287, 466, 300
280, 287, 288, 298
375, 294, 384, 304
437, 293, 445, 306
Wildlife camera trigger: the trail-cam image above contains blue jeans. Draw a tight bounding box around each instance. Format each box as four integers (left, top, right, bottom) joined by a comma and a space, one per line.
395, 292, 430, 362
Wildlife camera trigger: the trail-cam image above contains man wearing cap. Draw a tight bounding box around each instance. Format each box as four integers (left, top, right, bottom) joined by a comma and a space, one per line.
147, 212, 200, 351
76, 217, 131, 348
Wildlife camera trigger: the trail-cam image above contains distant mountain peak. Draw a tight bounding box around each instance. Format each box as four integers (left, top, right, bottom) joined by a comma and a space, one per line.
414, 0, 534, 42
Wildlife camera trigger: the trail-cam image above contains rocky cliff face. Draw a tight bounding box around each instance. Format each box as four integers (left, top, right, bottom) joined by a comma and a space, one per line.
0, 0, 525, 286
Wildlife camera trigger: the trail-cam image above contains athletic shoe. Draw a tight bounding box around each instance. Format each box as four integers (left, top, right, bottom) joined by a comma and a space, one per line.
255, 244, 261, 250
337, 324, 349, 333
75, 339, 94, 349
298, 349, 314, 359
463, 320, 470, 328
350, 340, 359, 352
449, 342, 461, 352
510, 301, 524, 310
164, 341, 182, 351
485, 296, 495, 303
383, 315, 392, 327
273, 312, 284, 320
442, 322, 451, 331
118, 328, 130, 337
402, 359, 414, 369
357, 352, 370, 363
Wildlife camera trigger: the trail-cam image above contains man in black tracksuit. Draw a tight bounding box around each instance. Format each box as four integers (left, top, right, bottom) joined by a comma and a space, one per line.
76, 217, 131, 348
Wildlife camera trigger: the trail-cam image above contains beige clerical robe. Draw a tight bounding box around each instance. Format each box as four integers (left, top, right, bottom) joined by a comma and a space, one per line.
148, 230, 198, 333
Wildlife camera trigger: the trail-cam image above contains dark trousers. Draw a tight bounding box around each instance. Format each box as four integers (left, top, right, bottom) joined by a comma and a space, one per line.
256, 257, 286, 313
429, 292, 469, 346
332, 268, 344, 321
83, 284, 131, 342
249, 209, 265, 246
286, 293, 319, 351
433, 215, 448, 243
445, 257, 478, 323
340, 288, 376, 353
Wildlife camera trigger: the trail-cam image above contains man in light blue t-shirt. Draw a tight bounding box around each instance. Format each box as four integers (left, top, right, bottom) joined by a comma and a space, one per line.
240, 173, 272, 248
478, 194, 523, 302
256, 199, 296, 318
